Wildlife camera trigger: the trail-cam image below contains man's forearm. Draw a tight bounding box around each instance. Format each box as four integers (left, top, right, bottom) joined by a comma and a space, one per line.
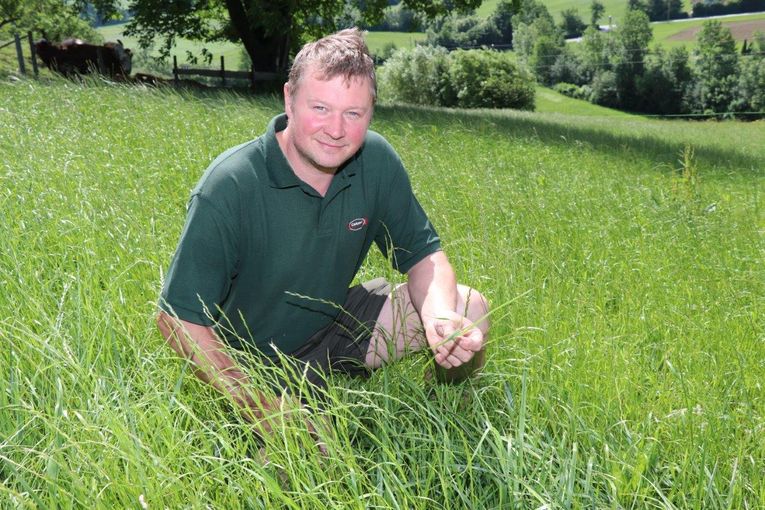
407, 251, 458, 320
156, 311, 279, 432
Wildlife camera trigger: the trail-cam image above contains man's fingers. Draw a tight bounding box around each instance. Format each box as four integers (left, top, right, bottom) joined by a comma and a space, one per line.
450, 346, 474, 364
460, 329, 483, 352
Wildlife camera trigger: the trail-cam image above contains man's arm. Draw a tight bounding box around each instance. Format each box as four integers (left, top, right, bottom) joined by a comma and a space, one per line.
156, 311, 282, 434
406, 251, 484, 369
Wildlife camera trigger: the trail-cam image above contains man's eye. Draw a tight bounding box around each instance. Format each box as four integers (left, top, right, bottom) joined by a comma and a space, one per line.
313, 106, 326, 112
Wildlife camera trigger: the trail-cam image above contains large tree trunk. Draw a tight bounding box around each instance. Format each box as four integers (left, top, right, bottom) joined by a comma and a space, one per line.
224, 0, 291, 73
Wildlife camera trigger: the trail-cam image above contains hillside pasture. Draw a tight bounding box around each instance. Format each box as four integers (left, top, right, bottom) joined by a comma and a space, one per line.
477, 0, 694, 23
95, 24, 426, 76
668, 17, 765, 40
0, 78, 763, 508
653, 12, 765, 47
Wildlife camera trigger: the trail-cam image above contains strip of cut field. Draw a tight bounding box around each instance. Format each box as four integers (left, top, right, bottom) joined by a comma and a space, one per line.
668, 18, 765, 40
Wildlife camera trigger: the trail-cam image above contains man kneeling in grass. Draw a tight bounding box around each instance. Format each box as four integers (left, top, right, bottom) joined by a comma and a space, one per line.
156, 28, 489, 447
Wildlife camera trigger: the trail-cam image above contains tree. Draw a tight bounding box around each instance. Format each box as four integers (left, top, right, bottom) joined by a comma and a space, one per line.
613, 9, 652, 109
590, 0, 604, 28
426, 14, 501, 49
693, 20, 739, 114
1, 0, 101, 41
559, 8, 586, 39
579, 25, 616, 81
646, 0, 684, 21
514, 12, 564, 85
636, 46, 693, 113
489, 0, 521, 45
735, 31, 765, 115
115, 0, 481, 73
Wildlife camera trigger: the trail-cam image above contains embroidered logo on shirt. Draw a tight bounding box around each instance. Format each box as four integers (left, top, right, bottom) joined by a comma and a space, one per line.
347, 217, 368, 232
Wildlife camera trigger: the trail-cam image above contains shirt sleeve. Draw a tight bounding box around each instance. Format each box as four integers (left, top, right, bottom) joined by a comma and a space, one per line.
159, 194, 239, 325
374, 151, 441, 274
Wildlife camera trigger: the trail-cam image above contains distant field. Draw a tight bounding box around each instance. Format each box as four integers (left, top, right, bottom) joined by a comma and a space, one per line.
97, 23, 247, 73
364, 31, 426, 54
534, 86, 640, 118
652, 12, 765, 48
477, 0, 694, 23
96, 24, 426, 74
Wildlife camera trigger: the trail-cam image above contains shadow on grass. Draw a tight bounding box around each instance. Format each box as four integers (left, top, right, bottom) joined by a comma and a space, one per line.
375, 104, 765, 176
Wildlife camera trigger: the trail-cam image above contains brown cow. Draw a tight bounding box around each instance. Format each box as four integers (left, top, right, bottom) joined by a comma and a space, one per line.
35, 38, 132, 78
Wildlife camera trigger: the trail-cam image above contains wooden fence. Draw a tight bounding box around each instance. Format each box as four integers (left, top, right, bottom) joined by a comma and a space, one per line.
3, 32, 277, 89
1, 32, 39, 77
172, 55, 278, 88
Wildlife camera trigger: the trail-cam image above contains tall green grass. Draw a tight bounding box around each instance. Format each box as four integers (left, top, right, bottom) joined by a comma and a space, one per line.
1, 77, 763, 508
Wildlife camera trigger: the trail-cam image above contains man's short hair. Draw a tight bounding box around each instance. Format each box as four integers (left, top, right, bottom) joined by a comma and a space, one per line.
287, 28, 376, 103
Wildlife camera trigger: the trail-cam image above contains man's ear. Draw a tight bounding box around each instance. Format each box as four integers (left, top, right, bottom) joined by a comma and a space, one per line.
283, 82, 292, 118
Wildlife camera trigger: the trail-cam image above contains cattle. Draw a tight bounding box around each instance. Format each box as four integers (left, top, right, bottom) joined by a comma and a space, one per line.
34, 38, 133, 78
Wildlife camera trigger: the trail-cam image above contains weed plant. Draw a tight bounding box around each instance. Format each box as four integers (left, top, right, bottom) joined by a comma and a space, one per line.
0, 77, 763, 508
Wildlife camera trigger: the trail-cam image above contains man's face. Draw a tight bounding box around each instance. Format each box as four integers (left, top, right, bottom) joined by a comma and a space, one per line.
283, 67, 374, 174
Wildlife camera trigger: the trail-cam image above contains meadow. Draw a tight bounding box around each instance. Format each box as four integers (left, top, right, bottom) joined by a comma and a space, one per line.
0, 77, 763, 508
95, 24, 426, 75
477, 0, 696, 23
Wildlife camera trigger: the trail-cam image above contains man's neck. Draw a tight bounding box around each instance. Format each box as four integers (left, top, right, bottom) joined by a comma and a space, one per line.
276, 128, 335, 197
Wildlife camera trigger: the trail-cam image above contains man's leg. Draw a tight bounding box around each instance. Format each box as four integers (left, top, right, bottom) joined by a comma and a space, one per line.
364, 284, 490, 369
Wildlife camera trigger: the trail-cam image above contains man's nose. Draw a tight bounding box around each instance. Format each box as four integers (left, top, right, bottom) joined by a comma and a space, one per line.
324, 113, 345, 139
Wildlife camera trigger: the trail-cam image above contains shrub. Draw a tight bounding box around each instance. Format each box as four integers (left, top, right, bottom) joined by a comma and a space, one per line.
589, 70, 619, 107
553, 82, 589, 100
426, 15, 503, 49
379, 47, 536, 110
378, 45, 451, 106
448, 49, 536, 110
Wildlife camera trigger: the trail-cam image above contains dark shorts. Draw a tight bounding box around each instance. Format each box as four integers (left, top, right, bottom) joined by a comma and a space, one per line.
251, 278, 392, 392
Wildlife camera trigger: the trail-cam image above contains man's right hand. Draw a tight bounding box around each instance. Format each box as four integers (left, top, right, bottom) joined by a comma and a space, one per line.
156, 312, 327, 456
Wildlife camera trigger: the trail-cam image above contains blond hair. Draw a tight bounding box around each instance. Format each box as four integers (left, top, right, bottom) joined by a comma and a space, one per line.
287, 28, 376, 102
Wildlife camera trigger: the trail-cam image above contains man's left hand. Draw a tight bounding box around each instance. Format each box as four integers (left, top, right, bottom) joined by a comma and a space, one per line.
425, 311, 484, 369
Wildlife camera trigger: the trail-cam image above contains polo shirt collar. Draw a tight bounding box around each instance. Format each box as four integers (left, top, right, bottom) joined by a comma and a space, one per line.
264, 114, 360, 190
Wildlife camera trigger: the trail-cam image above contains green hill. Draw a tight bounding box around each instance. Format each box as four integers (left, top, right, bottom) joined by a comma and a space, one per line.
477, 0, 695, 23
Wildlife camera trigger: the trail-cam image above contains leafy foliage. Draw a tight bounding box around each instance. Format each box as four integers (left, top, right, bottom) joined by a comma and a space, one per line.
379, 46, 535, 110
613, 9, 653, 110
108, 0, 483, 72
734, 31, 765, 112
692, 20, 740, 115
559, 8, 587, 39
590, 0, 605, 28
692, 0, 765, 17
425, 0, 517, 49
0, 0, 101, 42
448, 49, 535, 109
378, 44, 451, 106
627, 0, 686, 21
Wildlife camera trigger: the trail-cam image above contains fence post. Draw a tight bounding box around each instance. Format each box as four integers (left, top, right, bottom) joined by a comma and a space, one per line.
27, 31, 39, 77
14, 34, 26, 75
220, 55, 225, 87
173, 55, 179, 85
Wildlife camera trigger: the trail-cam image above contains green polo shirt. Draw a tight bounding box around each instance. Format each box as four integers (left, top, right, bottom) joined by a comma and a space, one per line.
160, 114, 440, 355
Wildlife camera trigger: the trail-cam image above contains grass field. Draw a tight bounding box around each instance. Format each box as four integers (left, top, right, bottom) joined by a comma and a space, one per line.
477, 0, 695, 23
1, 77, 764, 508
95, 24, 426, 75
534, 86, 641, 117
652, 12, 765, 47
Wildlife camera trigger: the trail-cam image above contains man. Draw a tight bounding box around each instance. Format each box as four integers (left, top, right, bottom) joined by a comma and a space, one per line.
157, 28, 489, 438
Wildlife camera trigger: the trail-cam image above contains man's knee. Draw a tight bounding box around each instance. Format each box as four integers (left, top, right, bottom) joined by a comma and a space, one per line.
457, 285, 490, 335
